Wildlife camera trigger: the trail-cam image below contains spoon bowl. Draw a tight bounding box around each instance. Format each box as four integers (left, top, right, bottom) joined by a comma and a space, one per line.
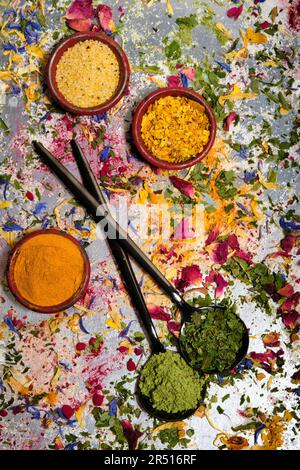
136, 351, 207, 422
179, 306, 249, 375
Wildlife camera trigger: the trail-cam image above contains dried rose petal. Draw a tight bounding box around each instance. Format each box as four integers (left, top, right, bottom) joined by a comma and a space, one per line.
262, 332, 280, 347
211, 240, 229, 264
228, 234, 240, 250
65, 0, 93, 20
167, 320, 181, 334
169, 175, 195, 199
281, 310, 300, 329
278, 284, 294, 298
214, 272, 229, 298
227, 4, 243, 20
121, 419, 143, 450
76, 342, 86, 351
175, 265, 202, 291
181, 67, 195, 80
280, 235, 296, 252
234, 250, 252, 264
61, 405, 74, 420
259, 21, 272, 29
205, 226, 220, 245
223, 112, 238, 131
98, 4, 115, 31
126, 359, 136, 371
148, 305, 171, 322
167, 75, 181, 87
92, 393, 104, 406
67, 18, 92, 32
25, 191, 34, 201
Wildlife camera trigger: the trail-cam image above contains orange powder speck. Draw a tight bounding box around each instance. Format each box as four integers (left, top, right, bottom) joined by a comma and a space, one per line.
141, 96, 210, 163
12, 233, 85, 307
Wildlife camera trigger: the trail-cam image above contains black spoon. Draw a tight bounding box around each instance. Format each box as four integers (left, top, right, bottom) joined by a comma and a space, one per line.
32, 141, 249, 373
72, 139, 249, 375
70, 139, 205, 420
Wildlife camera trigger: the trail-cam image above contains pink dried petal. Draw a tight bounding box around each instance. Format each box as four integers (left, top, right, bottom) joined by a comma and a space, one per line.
234, 250, 252, 264
67, 18, 92, 31
76, 342, 86, 351
25, 191, 34, 201
288, 0, 300, 32
175, 265, 202, 291
126, 359, 136, 372
278, 284, 294, 298
214, 272, 229, 298
65, 0, 93, 20
281, 292, 300, 313
205, 226, 220, 245
259, 21, 272, 29
227, 4, 243, 20
167, 75, 181, 87
61, 405, 74, 420
169, 175, 195, 199
121, 420, 143, 450
280, 235, 296, 252
92, 393, 104, 406
159, 245, 177, 260
262, 332, 280, 348
98, 4, 115, 31
181, 67, 195, 80
147, 305, 171, 322
167, 320, 181, 334
211, 241, 229, 264
281, 310, 300, 329
118, 6, 125, 17
223, 112, 238, 131
227, 234, 240, 250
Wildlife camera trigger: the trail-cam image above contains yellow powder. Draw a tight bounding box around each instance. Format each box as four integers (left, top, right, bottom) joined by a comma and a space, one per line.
141, 96, 211, 163
13, 233, 85, 307
55, 39, 120, 108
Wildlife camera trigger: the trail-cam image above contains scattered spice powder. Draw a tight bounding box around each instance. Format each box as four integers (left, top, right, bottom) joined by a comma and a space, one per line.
55, 39, 120, 108
139, 350, 205, 413
141, 96, 210, 163
11, 233, 86, 307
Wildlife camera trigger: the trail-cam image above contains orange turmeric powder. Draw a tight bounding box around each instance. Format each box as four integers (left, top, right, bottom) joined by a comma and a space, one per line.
12, 233, 85, 307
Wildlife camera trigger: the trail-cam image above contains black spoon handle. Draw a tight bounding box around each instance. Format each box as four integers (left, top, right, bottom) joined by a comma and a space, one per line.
71, 139, 163, 353
33, 141, 185, 308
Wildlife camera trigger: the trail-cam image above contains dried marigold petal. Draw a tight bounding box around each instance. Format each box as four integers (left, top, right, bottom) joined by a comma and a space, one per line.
141, 96, 211, 163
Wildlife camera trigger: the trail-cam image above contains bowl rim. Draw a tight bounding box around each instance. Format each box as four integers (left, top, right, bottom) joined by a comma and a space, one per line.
132, 87, 217, 170
46, 31, 130, 116
6, 228, 91, 314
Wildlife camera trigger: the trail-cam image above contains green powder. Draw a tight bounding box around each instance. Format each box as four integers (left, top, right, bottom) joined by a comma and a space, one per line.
180, 300, 244, 372
139, 350, 204, 414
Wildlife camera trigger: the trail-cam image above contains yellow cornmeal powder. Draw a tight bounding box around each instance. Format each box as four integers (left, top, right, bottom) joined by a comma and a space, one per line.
55, 40, 120, 108
141, 96, 211, 163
